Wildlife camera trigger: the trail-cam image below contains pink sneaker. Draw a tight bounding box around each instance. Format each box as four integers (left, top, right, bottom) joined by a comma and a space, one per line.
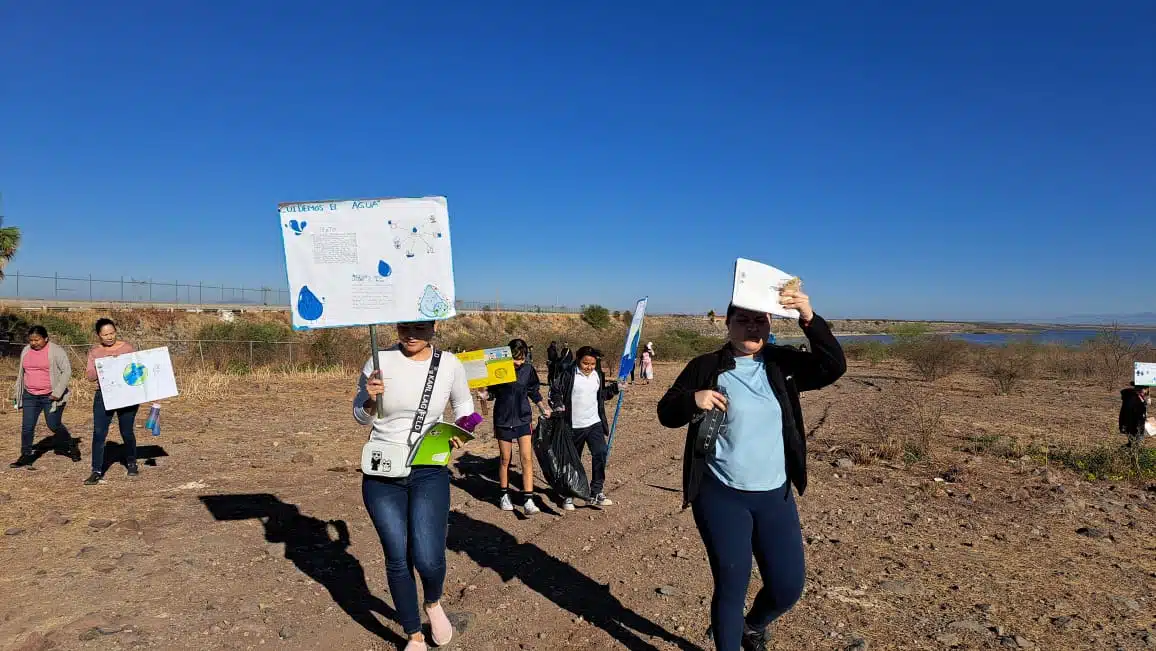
404, 638, 428, 651
425, 602, 454, 646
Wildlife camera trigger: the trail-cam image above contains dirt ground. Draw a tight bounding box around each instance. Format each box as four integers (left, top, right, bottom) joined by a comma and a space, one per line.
1, 360, 1154, 651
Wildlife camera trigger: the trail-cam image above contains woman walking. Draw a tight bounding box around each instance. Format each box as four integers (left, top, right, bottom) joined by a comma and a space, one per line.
657, 285, 845, 651
85, 318, 140, 485
638, 342, 655, 385
354, 320, 474, 650
483, 339, 551, 514
10, 326, 78, 468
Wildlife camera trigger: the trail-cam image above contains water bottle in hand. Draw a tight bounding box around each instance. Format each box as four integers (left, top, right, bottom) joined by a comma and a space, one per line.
145, 404, 162, 436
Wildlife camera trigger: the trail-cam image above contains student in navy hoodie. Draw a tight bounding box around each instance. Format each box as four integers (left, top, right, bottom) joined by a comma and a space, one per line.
483, 339, 551, 514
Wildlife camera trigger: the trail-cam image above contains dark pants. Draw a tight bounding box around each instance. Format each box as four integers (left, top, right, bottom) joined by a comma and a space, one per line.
571, 422, 608, 495
692, 471, 805, 651
20, 393, 72, 456
362, 467, 450, 635
92, 391, 139, 473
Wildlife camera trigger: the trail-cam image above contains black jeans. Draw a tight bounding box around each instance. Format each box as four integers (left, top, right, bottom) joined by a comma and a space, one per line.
692, 471, 805, 651
571, 422, 608, 495
91, 391, 139, 473
20, 393, 72, 455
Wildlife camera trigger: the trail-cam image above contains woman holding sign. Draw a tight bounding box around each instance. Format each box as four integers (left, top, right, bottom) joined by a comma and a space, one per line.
354, 320, 474, 650
85, 318, 139, 485
483, 338, 551, 515
657, 284, 845, 651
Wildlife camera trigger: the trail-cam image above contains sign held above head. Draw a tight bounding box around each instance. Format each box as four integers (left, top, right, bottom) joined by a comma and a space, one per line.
731, 258, 802, 320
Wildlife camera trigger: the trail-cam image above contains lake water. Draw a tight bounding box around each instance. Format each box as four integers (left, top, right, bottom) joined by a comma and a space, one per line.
779, 328, 1156, 347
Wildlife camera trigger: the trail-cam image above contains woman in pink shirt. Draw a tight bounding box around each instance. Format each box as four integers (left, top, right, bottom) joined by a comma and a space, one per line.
10, 325, 78, 468
84, 318, 139, 485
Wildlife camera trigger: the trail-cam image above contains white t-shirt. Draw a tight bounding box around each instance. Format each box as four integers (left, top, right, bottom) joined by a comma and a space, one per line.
571, 368, 602, 429
353, 347, 474, 444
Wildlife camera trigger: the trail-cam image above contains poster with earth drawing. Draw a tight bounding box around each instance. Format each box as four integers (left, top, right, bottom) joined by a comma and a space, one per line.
279, 196, 456, 330
94, 347, 180, 410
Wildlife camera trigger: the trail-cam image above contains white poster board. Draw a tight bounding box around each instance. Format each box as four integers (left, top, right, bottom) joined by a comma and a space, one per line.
731, 258, 800, 319
279, 196, 456, 330
1136, 362, 1156, 386
94, 347, 179, 410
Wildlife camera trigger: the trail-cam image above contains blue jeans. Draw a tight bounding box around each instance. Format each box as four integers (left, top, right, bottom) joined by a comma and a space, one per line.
362, 467, 450, 635
91, 391, 139, 473
20, 393, 72, 455
692, 471, 805, 651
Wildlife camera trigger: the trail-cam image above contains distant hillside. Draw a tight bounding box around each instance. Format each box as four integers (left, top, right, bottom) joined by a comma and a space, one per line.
1047, 312, 1156, 326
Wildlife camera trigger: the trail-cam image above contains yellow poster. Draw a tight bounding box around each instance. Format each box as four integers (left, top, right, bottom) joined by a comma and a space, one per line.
458, 346, 516, 389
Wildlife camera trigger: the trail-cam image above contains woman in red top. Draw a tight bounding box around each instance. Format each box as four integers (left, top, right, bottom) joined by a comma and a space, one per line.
10, 326, 78, 468
84, 318, 139, 485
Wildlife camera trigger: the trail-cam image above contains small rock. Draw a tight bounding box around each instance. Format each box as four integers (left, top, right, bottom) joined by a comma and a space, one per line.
115, 519, 141, 532
1014, 635, 1032, 648
279, 626, 294, 640
947, 620, 989, 636
325, 466, 348, 472
92, 561, 117, 573
845, 638, 868, 651
88, 519, 114, 529
538, 632, 547, 639
43, 512, 69, 526
5, 527, 25, 536
935, 633, 961, 647
834, 458, 855, 470
657, 585, 678, 596
98, 625, 124, 635
880, 580, 916, 595
674, 549, 689, 559
79, 628, 102, 642
1050, 616, 1072, 629
290, 452, 314, 465
1076, 527, 1106, 539
0, 492, 11, 504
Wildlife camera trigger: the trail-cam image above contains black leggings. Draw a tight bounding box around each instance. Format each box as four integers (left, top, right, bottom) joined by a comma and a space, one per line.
691, 471, 805, 650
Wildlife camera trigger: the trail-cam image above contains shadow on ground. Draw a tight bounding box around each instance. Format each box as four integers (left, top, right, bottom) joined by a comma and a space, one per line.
199, 493, 406, 647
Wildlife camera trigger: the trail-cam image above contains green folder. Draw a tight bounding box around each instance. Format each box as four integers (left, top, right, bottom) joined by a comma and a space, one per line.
408, 423, 475, 466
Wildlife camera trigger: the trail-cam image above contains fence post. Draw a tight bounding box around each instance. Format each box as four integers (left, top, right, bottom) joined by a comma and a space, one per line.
176, 280, 179, 303
15, 271, 19, 296
249, 341, 254, 369
198, 281, 203, 307
88, 274, 93, 301
54, 272, 58, 298
148, 279, 152, 303
288, 342, 293, 366
198, 341, 205, 369
120, 276, 124, 302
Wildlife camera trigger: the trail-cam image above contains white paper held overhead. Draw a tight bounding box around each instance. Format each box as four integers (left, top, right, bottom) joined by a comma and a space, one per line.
731, 258, 801, 320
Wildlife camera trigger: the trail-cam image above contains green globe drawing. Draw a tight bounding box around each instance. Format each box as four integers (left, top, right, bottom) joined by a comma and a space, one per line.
123, 362, 148, 387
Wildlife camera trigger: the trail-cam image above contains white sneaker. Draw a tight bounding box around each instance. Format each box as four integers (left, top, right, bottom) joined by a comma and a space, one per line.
499, 493, 514, 511
592, 493, 614, 507
523, 497, 541, 515
562, 498, 576, 511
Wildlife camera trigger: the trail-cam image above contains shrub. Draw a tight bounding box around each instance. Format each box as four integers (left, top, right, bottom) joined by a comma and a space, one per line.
195, 320, 293, 370
894, 335, 967, 381
887, 322, 932, 339
654, 329, 725, 361
1051, 445, 1156, 481
581, 305, 611, 330
1085, 325, 1147, 389
980, 343, 1036, 395
844, 340, 889, 366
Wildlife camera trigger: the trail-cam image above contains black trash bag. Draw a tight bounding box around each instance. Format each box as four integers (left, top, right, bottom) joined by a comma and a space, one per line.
533, 415, 590, 500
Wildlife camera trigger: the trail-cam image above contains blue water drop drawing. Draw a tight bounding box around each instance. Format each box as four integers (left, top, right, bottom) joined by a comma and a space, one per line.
418, 284, 451, 318
289, 220, 307, 235
297, 286, 324, 321
378, 260, 392, 277
412, 227, 418, 233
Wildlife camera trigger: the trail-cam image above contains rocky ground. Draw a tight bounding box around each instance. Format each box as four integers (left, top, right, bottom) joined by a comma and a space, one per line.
1, 360, 1154, 650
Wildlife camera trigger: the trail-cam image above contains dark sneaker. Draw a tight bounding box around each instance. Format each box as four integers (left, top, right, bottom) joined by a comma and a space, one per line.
741, 624, 769, 651
84, 472, 103, 485
126, 462, 139, 477
10, 454, 36, 468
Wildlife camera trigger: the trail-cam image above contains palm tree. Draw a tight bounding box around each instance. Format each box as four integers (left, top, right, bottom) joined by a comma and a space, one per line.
0, 207, 19, 280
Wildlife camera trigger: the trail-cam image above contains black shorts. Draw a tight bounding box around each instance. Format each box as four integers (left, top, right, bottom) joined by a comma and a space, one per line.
495, 424, 532, 442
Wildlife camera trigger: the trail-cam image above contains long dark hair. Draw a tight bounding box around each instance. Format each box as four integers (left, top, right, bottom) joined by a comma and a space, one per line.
26, 325, 48, 339
508, 338, 529, 360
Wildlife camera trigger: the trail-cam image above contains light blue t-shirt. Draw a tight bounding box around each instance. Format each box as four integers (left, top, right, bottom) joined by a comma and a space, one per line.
706, 355, 787, 491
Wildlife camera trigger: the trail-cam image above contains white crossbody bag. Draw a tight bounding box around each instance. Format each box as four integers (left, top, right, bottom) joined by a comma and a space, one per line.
361, 350, 442, 479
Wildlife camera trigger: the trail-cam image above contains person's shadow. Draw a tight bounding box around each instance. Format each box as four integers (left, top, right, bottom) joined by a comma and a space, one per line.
447, 510, 699, 651
199, 494, 405, 647
452, 452, 561, 517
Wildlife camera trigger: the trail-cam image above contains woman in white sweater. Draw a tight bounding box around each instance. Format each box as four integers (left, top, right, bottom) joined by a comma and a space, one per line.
354, 321, 473, 651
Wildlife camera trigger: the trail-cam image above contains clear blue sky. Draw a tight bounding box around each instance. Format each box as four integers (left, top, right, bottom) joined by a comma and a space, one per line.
3, 1, 1153, 320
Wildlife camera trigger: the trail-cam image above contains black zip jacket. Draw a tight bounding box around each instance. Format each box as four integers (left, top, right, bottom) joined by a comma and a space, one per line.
657, 314, 846, 507
549, 359, 619, 432
1119, 388, 1148, 435
488, 363, 544, 429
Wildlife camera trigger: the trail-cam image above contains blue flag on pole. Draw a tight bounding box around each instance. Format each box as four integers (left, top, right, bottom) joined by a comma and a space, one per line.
608, 298, 647, 461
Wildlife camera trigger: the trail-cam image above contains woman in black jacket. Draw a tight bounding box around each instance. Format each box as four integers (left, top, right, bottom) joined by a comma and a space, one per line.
657, 287, 845, 651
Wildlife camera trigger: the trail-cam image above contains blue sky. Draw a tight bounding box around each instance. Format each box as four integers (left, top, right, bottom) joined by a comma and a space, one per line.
2, 1, 1153, 320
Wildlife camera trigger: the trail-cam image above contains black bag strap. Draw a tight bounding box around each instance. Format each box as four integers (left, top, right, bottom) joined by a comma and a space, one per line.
406, 349, 443, 444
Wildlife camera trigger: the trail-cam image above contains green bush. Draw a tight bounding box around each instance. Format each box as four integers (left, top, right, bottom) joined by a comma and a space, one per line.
195, 321, 293, 370
894, 335, 968, 381
654, 329, 725, 361
888, 322, 932, 339
0, 311, 90, 347
844, 340, 889, 366
1051, 445, 1156, 481
581, 305, 611, 330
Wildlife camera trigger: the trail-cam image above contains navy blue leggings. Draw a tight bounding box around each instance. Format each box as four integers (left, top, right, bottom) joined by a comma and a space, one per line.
692, 471, 805, 651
